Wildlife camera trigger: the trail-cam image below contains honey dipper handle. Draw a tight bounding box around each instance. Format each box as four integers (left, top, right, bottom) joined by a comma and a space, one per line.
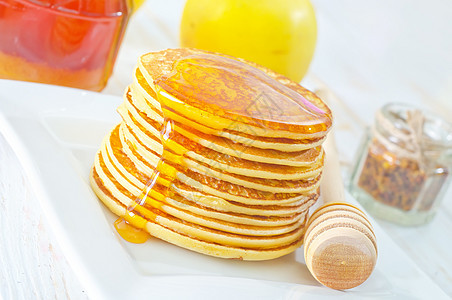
305, 132, 378, 290
320, 133, 345, 204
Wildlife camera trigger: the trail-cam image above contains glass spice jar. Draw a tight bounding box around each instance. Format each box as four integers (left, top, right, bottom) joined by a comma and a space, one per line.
349, 103, 452, 226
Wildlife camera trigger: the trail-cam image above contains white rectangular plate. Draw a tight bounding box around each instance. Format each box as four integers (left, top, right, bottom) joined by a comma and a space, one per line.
0, 80, 448, 299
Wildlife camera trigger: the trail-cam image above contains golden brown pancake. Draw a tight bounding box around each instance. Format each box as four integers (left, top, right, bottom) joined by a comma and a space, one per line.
139, 48, 332, 139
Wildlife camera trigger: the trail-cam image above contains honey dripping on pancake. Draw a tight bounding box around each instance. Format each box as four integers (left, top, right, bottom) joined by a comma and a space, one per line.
114, 115, 193, 243
114, 52, 330, 243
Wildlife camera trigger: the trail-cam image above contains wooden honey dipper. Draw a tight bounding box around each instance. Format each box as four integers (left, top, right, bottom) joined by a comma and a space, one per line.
303, 133, 378, 290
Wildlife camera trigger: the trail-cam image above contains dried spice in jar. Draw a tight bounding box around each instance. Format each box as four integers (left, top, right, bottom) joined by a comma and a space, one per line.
349, 103, 452, 226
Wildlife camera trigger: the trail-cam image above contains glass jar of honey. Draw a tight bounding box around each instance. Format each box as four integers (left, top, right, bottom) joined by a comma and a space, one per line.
0, 0, 132, 91
349, 103, 452, 226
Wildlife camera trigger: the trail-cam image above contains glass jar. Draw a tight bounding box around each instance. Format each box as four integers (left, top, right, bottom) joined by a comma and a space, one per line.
349, 103, 452, 226
0, 0, 132, 91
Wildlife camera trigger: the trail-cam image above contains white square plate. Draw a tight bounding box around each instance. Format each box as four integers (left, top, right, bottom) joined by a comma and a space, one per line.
0, 80, 447, 299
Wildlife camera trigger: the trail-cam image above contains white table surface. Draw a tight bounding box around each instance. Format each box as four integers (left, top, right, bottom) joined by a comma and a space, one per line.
1, 0, 451, 299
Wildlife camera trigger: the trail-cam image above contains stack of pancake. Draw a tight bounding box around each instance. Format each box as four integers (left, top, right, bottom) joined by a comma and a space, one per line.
90, 48, 332, 260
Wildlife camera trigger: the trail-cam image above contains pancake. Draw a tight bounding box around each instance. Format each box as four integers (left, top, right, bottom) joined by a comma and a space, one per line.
126, 84, 325, 164
133, 68, 328, 152
117, 121, 322, 195
89, 48, 332, 260
139, 48, 332, 139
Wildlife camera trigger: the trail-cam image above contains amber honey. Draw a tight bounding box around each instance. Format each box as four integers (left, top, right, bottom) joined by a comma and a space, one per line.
114, 218, 149, 244
155, 54, 332, 134
0, 0, 130, 91
115, 115, 190, 241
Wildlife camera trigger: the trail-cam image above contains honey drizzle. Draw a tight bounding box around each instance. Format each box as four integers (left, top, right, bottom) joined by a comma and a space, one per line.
114, 53, 329, 243
115, 113, 188, 243
155, 54, 331, 132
